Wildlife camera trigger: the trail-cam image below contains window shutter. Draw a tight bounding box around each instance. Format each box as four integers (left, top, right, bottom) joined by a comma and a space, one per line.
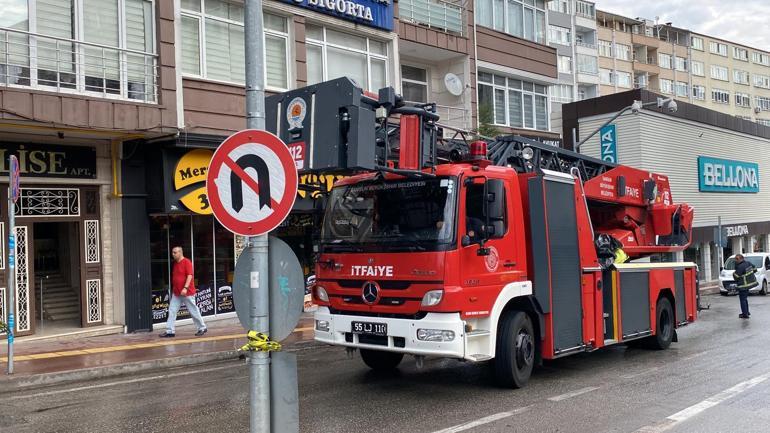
205, 18, 244, 83
36, 0, 74, 73
83, 0, 119, 80
265, 34, 287, 89
181, 16, 201, 75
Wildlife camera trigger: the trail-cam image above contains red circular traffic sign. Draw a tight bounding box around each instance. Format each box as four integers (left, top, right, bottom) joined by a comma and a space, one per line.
206, 129, 298, 236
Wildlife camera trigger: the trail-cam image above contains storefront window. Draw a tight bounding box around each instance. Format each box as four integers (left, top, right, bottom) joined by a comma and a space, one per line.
150, 215, 235, 324
306, 24, 389, 92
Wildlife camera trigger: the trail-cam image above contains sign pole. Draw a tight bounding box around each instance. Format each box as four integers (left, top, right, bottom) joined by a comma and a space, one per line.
245, 1, 270, 431
6, 155, 19, 375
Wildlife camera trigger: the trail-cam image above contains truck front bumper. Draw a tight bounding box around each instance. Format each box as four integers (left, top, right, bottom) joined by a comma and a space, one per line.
314, 307, 466, 359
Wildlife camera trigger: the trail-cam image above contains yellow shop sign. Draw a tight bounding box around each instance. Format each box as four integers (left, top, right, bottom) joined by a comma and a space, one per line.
174, 149, 214, 214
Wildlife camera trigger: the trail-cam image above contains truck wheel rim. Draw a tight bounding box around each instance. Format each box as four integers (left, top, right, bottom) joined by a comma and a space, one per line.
515, 330, 534, 368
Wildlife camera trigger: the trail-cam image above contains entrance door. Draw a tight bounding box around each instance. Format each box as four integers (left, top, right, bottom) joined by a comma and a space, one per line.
33, 222, 82, 331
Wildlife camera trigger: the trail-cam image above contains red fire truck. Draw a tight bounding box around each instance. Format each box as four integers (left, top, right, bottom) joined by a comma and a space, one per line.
282, 80, 698, 388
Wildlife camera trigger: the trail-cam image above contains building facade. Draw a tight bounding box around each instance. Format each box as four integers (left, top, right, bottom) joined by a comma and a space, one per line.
546, 0, 599, 135
564, 89, 770, 284
587, 9, 770, 136
1, 0, 559, 336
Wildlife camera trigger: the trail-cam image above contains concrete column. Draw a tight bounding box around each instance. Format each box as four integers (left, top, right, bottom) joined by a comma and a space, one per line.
748, 235, 757, 253
764, 234, 770, 253
674, 250, 684, 262
731, 237, 744, 255
702, 242, 712, 282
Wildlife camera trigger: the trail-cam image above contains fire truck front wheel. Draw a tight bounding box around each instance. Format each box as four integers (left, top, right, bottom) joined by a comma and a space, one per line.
360, 349, 404, 371
494, 311, 535, 389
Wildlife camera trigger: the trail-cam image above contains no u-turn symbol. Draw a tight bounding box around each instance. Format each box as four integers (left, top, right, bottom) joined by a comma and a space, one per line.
206, 130, 298, 236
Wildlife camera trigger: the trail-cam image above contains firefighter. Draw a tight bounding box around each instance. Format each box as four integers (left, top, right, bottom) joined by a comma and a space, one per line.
732, 254, 757, 319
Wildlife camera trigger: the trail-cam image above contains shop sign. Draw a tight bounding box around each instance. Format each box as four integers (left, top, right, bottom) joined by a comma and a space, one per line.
173, 149, 214, 215
698, 156, 759, 193
298, 173, 348, 199
285, 0, 394, 31
0, 143, 96, 179
599, 124, 617, 163
723, 225, 749, 238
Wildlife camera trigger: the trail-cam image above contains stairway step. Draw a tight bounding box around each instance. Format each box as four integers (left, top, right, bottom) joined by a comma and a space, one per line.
47, 312, 80, 321
41, 294, 79, 302
45, 306, 79, 315
43, 299, 79, 308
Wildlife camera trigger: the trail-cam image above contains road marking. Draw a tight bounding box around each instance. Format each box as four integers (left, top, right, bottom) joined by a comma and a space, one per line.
634, 371, 770, 432
547, 386, 599, 402
680, 351, 707, 362
0, 326, 314, 362
431, 406, 531, 433
3, 363, 239, 401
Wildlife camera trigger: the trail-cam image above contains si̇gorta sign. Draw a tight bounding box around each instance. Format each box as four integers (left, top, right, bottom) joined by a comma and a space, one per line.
698, 156, 759, 193
285, 0, 393, 31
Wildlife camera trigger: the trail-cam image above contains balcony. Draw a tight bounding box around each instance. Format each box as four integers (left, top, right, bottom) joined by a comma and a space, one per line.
575, 1, 596, 19
399, 0, 465, 36
1, 27, 158, 103
435, 104, 470, 133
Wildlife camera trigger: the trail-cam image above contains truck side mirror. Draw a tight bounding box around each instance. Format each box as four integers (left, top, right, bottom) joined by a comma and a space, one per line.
461, 235, 471, 247
486, 179, 505, 222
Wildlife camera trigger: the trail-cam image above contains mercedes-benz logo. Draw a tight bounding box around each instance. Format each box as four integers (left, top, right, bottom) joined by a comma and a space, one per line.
361, 281, 380, 305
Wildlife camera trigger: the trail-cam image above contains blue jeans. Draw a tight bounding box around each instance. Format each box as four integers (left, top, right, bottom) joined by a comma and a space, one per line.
166, 294, 207, 333
739, 289, 750, 316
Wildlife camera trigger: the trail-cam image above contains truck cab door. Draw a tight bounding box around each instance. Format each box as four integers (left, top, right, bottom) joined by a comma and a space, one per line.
459, 177, 518, 302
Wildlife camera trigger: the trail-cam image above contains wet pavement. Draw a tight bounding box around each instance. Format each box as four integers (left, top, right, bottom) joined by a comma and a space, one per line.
0, 315, 314, 378
2, 294, 770, 433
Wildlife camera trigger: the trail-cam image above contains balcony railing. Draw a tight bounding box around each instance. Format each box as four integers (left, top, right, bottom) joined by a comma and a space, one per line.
1, 27, 158, 103
577, 41, 597, 50
399, 0, 465, 36
435, 104, 470, 133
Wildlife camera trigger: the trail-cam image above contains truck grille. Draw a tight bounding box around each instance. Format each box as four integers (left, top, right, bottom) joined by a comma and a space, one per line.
335, 279, 412, 290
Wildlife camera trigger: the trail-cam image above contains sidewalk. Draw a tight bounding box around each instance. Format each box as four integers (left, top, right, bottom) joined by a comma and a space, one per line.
0, 314, 317, 392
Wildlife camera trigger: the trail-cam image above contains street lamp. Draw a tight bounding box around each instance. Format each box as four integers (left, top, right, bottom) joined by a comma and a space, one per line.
573, 97, 677, 152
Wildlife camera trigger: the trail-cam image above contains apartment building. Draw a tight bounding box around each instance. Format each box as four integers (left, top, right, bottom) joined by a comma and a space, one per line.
546, 0, 599, 135
0, 0, 559, 337
593, 9, 770, 128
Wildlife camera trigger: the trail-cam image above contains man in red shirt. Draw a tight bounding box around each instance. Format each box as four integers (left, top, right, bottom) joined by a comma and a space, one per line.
159, 246, 207, 337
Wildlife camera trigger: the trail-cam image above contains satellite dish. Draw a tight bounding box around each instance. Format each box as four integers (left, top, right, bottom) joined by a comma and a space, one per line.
444, 73, 464, 96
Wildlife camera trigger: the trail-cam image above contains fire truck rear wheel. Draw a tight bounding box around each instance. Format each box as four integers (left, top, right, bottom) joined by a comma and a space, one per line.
494, 311, 535, 389
647, 297, 674, 350
360, 349, 404, 371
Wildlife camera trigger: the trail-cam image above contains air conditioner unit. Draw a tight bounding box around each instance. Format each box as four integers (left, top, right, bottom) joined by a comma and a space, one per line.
755, 107, 762, 114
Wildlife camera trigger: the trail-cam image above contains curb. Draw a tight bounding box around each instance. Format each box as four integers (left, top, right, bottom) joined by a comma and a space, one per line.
0, 350, 240, 393
700, 285, 720, 295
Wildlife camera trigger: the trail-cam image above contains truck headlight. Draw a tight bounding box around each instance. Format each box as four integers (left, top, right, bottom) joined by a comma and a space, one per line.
421, 290, 443, 307
315, 286, 329, 302
315, 320, 330, 332
417, 329, 455, 342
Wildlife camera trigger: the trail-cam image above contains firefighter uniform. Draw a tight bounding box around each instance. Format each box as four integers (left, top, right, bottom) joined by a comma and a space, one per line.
733, 258, 757, 318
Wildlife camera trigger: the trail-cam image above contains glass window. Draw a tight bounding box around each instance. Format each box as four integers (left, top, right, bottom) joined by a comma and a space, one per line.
617, 72, 631, 88
753, 52, 770, 66
305, 25, 389, 92
181, 3, 288, 89
711, 89, 730, 104
659, 79, 673, 94
710, 41, 728, 56
615, 44, 630, 61
691, 61, 704, 77
754, 74, 770, 89
557, 56, 572, 74
476, 0, 545, 44
734, 47, 749, 61
711, 65, 729, 81
549, 25, 570, 45
735, 92, 751, 107
658, 53, 672, 69
401, 65, 428, 102
599, 68, 613, 85
675, 81, 688, 97
598, 40, 612, 58
478, 72, 548, 131
692, 85, 706, 100
691, 36, 703, 50
577, 54, 597, 74
675, 56, 687, 72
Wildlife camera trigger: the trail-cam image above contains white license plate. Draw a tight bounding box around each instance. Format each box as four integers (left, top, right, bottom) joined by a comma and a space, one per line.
352, 321, 387, 337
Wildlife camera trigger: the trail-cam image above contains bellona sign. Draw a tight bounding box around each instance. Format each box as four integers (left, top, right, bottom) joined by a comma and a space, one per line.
698, 156, 759, 193
286, 0, 393, 30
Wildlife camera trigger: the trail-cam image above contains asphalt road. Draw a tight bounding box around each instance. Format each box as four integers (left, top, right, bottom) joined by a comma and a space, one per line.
3, 293, 770, 433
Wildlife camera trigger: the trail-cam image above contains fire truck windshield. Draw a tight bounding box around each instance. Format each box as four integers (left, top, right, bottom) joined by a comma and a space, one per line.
321, 177, 458, 252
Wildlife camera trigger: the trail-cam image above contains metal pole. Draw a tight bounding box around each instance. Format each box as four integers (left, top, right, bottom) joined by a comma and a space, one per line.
245, 1, 270, 432
7, 183, 15, 375
718, 216, 723, 271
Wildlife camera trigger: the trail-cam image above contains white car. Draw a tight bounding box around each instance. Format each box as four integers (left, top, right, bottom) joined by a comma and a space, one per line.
719, 253, 770, 296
